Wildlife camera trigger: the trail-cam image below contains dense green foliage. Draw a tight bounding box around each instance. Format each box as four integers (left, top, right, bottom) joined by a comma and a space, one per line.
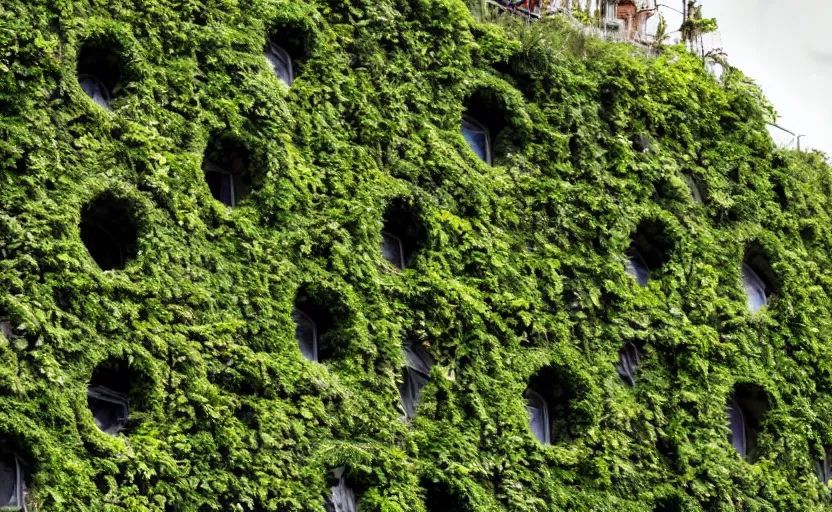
1, 0, 832, 510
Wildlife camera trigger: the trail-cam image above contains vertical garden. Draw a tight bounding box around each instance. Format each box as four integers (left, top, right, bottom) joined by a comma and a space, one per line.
1, 0, 831, 510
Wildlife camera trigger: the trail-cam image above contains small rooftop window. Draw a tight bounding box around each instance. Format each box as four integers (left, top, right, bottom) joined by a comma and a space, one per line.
399, 343, 434, 420
0, 454, 25, 510
741, 245, 776, 314
626, 219, 674, 287
726, 384, 769, 462
324, 467, 357, 512
381, 198, 426, 270
88, 358, 131, 435
77, 43, 122, 110
80, 192, 139, 271
616, 342, 643, 387
265, 42, 294, 87
203, 135, 254, 207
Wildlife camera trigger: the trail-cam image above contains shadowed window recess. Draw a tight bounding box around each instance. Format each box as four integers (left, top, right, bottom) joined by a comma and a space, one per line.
292, 308, 318, 362
818, 446, 831, 487
625, 219, 674, 287
324, 467, 357, 512
684, 174, 705, 204
77, 43, 122, 110
461, 117, 491, 164
381, 199, 426, 270
726, 384, 770, 462
0, 454, 25, 511
88, 359, 131, 435
616, 342, 643, 387
399, 343, 434, 420
79, 193, 139, 271
741, 245, 776, 314
525, 388, 550, 445
265, 42, 293, 86
202, 135, 255, 207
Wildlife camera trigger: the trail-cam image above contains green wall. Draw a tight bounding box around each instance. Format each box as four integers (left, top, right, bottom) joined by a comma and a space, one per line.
1, 0, 831, 510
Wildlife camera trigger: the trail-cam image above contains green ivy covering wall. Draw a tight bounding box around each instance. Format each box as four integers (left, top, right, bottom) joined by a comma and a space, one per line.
1, 0, 831, 510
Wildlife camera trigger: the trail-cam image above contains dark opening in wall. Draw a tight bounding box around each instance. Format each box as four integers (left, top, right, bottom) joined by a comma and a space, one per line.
399, 342, 434, 420
684, 174, 706, 204
88, 358, 132, 436
626, 219, 673, 286
653, 495, 683, 512
324, 467, 358, 512
462, 89, 506, 165
0, 450, 26, 510
817, 445, 831, 487
727, 383, 770, 463
381, 198, 426, 270
203, 135, 254, 207
422, 479, 471, 512
79, 192, 139, 271
293, 286, 347, 363
616, 341, 643, 387
742, 243, 776, 313
525, 366, 582, 444
77, 42, 123, 109
267, 23, 313, 83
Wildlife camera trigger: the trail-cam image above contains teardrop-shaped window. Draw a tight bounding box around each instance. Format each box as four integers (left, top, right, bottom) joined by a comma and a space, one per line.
293, 308, 318, 362
626, 250, 650, 287
727, 398, 747, 458
265, 42, 294, 87
741, 263, 767, 313
461, 117, 491, 164
381, 231, 405, 269
525, 388, 550, 445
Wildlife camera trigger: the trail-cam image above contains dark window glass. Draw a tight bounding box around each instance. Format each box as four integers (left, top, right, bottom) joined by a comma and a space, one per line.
204, 162, 235, 206
0, 456, 23, 510
525, 389, 550, 445
293, 308, 318, 362
818, 447, 831, 487
266, 43, 294, 86
381, 231, 405, 269
324, 467, 357, 512
728, 399, 747, 458
87, 386, 130, 435
79, 74, 111, 109
399, 344, 434, 420
616, 342, 643, 387
461, 117, 491, 164
626, 251, 650, 286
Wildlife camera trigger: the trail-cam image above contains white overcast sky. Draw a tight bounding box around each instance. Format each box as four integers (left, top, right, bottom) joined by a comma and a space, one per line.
652, 1, 831, 156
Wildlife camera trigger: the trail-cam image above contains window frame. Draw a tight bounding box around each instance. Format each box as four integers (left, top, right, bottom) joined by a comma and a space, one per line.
324, 467, 357, 512
204, 161, 237, 207
399, 344, 434, 420
524, 388, 551, 445
0, 454, 25, 511
87, 385, 130, 436
626, 250, 650, 287
265, 41, 294, 87
818, 446, 832, 487
728, 398, 747, 458
741, 263, 767, 313
461, 116, 492, 165
616, 342, 643, 387
292, 308, 319, 363
78, 73, 112, 110
380, 231, 406, 269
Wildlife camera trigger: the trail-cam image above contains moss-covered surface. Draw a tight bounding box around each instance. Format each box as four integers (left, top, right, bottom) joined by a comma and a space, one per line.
2, 1, 832, 510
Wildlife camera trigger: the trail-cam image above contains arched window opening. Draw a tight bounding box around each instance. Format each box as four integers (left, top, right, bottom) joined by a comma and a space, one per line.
525, 388, 550, 445
616, 341, 643, 387
77, 43, 122, 109
461, 117, 491, 165
726, 384, 770, 462
381, 198, 426, 270
80, 192, 139, 271
462, 90, 505, 165
293, 287, 343, 363
817, 446, 831, 487
525, 366, 581, 444
88, 358, 131, 435
422, 479, 471, 512
292, 307, 318, 362
399, 343, 434, 420
626, 219, 674, 286
0, 454, 26, 510
742, 245, 776, 313
265, 42, 294, 87
202, 135, 253, 207
324, 467, 357, 512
